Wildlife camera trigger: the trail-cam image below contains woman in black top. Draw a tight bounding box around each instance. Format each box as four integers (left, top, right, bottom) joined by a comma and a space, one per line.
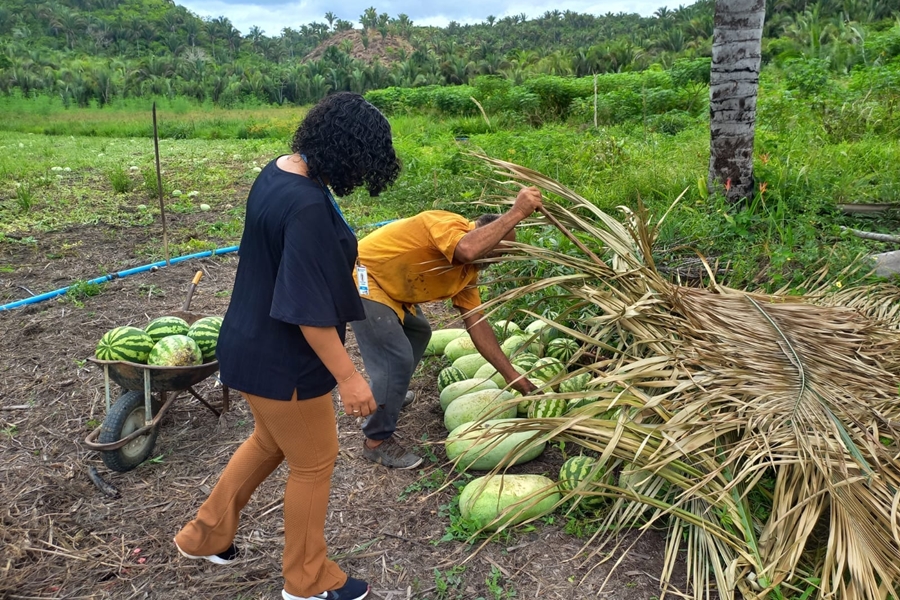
174, 93, 400, 600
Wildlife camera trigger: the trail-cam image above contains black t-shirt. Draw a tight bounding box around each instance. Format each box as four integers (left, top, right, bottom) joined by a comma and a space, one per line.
216, 158, 364, 400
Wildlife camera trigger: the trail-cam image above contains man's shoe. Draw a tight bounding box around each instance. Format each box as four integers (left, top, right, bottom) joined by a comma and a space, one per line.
173, 537, 238, 565
362, 437, 423, 469
402, 390, 415, 408
282, 576, 370, 600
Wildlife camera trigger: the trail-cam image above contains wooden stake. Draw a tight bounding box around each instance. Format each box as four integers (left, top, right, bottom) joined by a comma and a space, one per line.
593, 74, 598, 129
152, 102, 170, 266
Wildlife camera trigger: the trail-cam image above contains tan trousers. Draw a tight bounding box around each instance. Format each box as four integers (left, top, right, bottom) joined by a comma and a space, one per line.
175, 391, 347, 597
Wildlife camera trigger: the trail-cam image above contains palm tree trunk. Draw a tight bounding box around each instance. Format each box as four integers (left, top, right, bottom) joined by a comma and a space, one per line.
707, 0, 766, 203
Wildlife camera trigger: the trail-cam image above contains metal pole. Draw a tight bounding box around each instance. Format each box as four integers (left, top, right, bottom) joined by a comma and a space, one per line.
152, 102, 170, 266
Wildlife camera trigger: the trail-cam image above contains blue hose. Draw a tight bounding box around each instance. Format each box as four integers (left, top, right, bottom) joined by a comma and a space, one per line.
0, 217, 402, 313
0, 246, 239, 312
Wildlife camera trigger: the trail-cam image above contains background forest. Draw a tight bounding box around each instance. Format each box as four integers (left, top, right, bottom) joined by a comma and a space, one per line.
0, 0, 898, 110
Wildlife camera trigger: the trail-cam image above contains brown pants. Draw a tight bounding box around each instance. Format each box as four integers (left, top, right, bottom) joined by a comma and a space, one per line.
175, 391, 347, 597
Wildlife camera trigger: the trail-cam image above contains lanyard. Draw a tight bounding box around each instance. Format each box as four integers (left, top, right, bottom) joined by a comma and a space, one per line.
299, 154, 354, 234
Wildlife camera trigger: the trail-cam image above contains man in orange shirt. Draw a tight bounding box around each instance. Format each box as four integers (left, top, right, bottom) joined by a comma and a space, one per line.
350, 187, 544, 468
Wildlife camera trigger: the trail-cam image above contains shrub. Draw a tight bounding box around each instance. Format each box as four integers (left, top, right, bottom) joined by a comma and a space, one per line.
432, 85, 478, 116
783, 58, 830, 97
669, 58, 711, 87
107, 166, 133, 194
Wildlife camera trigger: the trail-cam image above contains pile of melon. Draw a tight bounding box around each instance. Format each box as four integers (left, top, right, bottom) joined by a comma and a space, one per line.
426, 316, 620, 530
95, 315, 223, 367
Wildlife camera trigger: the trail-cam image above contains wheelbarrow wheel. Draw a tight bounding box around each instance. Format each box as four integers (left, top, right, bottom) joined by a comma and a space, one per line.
98, 390, 162, 472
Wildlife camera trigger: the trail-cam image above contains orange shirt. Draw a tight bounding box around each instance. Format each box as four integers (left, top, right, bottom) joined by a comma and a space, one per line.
356, 211, 481, 321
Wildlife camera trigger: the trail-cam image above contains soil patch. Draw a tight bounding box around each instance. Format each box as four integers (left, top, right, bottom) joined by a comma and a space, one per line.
0, 224, 682, 599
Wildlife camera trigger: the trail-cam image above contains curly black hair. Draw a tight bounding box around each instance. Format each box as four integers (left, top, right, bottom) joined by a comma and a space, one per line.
290, 92, 401, 197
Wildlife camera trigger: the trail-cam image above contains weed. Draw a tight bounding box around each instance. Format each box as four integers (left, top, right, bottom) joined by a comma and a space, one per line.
14, 182, 34, 212
141, 166, 164, 198
86, 418, 101, 429
433, 565, 467, 600
107, 166, 133, 193
65, 280, 103, 307
419, 432, 440, 463
399, 468, 447, 501
138, 283, 165, 298
145, 454, 166, 465
0, 265, 14, 273
1, 424, 18, 438
484, 565, 517, 600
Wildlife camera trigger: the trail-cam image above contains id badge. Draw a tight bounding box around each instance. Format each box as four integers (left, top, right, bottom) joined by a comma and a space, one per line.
356, 265, 369, 295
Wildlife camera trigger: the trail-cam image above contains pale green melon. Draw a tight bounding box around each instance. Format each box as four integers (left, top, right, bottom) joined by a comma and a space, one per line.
440, 378, 498, 411
619, 462, 654, 493
444, 335, 478, 362
443, 389, 516, 431
425, 329, 467, 356
492, 320, 522, 340
473, 362, 527, 389
452, 353, 490, 378
499, 335, 529, 357
459, 474, 561, 530
445, 419, 545, 471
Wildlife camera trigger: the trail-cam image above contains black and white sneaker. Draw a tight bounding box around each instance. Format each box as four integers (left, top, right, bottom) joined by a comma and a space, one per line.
173, 537, 239, 565
282, 576, 370, 600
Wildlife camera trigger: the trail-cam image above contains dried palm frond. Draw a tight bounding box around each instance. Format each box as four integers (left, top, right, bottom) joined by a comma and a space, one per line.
459, 155, 900, 600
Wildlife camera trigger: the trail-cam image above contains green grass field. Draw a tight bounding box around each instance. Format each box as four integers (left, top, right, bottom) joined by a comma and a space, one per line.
2, 99, 899, 293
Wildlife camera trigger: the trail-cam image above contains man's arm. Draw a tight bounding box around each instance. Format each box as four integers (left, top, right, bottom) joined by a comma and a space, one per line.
462, 311, 537, 396
453, 187, 543, 264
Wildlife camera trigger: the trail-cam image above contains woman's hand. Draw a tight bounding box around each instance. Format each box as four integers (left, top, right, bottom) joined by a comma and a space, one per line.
338, 372, 377, 418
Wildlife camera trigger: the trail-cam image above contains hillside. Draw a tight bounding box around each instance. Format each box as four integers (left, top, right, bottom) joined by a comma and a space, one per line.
303, 28, 414, 67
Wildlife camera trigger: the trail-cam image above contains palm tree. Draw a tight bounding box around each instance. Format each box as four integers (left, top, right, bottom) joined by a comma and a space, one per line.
708, 0, 766, 202
360, 6, 377, 30
324, 11, 336, 30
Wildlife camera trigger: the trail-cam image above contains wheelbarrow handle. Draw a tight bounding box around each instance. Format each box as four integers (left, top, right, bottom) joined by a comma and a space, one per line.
182, 270, 203, 311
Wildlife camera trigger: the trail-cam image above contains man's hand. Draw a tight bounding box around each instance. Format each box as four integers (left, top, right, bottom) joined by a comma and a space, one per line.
511, 186, 543, 220
510, 376, 538, 396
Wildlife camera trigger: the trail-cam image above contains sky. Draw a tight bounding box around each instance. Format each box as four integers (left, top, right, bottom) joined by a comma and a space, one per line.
174, 0, 669, 36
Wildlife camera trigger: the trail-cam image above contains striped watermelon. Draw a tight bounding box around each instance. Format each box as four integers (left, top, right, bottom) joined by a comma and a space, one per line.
145, 316, 189, 343
148, 335, 203, 367
532, 357, 565, 383
559, 372, 591, 394
566, 395, 600, 412
545, 338, 578, 363
515, 378, 545, 416
559, 455, 608, 493
187, 316, 222, 362
95, 326, 156, 363
438, 366, 468, 392
527, 397, 567, 419
511, 352, 540, 371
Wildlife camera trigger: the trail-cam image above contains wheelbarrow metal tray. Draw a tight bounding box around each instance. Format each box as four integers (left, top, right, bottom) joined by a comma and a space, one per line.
87, 357, 220, 392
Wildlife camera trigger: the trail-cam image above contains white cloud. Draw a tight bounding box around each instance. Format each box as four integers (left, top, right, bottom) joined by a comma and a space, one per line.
176, 0, 668, 36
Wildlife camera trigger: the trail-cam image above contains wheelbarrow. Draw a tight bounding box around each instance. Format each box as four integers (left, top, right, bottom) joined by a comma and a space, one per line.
83, 273, 231, 472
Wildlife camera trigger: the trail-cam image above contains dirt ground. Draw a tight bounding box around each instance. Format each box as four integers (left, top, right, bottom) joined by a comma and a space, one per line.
0, 222, 682, 600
